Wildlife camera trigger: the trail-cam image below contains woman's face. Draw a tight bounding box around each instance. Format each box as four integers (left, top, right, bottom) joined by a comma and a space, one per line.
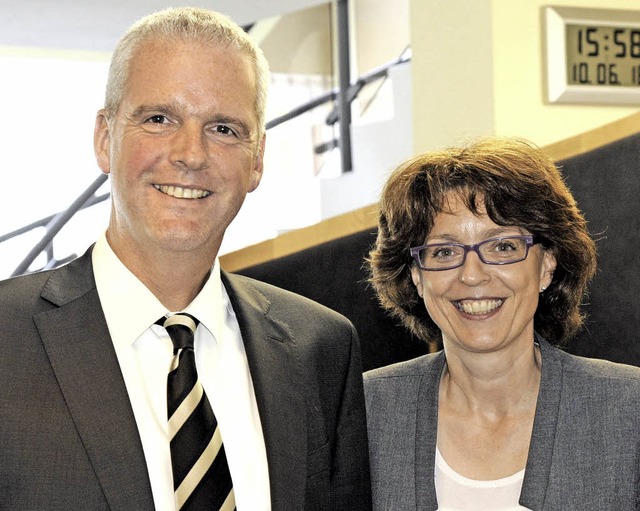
410, 192, 556, 357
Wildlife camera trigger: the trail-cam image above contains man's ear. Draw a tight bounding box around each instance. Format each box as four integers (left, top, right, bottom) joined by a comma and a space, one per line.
248, 133, 266, 193
94, 109, 111, 174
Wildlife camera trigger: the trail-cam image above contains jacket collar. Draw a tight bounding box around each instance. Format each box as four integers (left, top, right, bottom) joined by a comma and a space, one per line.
519, 336, 562, 509
221, 271, 308, 509
35, 248, 155, 510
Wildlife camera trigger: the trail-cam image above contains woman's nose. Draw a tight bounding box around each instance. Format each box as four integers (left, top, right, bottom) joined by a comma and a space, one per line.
458, 250, 491, 285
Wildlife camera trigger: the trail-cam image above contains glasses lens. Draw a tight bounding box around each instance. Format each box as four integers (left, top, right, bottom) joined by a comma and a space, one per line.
419, 244, 464, 270
479, 237, 528, 264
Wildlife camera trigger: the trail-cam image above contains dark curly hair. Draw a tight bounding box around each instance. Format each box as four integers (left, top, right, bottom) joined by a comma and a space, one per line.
368, 137, 597, 345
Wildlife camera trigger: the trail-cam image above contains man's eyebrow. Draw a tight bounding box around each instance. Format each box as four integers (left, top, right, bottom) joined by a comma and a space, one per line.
130, 104, 176, 118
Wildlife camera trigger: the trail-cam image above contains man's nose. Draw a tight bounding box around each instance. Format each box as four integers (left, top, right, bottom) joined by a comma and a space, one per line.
169, 123, 210, 171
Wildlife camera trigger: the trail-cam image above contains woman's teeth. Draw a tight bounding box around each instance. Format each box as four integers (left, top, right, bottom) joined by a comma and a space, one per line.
455, 299, 504, 314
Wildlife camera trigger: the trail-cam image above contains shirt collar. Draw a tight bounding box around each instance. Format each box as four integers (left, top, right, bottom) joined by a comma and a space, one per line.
92, 233, 225, 347
182, 258, 226, 344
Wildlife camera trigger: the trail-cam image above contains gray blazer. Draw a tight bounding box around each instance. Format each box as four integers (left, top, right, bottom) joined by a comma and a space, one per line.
364, 337, 640, 510
0, 248, 371, 510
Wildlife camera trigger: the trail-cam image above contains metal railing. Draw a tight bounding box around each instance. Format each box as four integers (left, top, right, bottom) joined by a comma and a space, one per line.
2, 49, 410, 277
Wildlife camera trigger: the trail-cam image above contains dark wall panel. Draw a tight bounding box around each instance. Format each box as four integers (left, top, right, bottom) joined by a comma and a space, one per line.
238, 133, 640, 369
559, 132, 640, 366
237, 229, 428, 371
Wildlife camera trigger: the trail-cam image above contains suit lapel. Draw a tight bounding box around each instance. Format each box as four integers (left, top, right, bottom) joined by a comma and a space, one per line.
35, 251, 155, 511
222, 272, 307, 510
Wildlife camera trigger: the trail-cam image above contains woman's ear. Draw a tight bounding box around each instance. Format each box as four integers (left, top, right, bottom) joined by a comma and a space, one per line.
540, 249, 557, 291
411, 264, 424, 298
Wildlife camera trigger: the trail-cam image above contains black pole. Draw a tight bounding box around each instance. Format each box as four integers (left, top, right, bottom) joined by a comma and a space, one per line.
337, 0, 352, 172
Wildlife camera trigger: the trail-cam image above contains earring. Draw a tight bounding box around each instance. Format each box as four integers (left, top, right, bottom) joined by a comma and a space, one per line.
540, 286, 546, 293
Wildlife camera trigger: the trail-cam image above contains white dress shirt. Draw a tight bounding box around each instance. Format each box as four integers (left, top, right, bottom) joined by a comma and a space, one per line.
92, 234, 271, 510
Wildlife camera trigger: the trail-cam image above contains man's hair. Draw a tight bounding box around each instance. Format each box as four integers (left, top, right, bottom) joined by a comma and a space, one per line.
103, 7, 270, 137
368, 137, 597, 345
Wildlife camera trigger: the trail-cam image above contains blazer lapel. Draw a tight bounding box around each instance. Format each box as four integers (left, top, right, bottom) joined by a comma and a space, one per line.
415, 352, 445, 511
222, 272, 307, 510
34, 251, 155, 511
519, 338, 563, 510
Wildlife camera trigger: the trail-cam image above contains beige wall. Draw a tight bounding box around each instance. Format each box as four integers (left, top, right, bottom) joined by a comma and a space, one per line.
256, 4, 333, 75
410, 0, 640, 153
410, 0, 495, 153
353, 0, 410, 74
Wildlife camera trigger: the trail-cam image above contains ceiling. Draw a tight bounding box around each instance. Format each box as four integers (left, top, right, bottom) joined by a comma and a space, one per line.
0, 0, 330, 53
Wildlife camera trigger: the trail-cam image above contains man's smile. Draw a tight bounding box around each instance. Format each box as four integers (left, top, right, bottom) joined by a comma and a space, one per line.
153, 184, 211, 199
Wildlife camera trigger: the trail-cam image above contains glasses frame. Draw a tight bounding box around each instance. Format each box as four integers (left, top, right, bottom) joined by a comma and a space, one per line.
410, 235, 542, 271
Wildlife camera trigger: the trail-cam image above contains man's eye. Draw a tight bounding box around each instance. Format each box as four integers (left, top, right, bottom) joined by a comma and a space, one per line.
214, 125, 236, 136
146, 115, 167, 124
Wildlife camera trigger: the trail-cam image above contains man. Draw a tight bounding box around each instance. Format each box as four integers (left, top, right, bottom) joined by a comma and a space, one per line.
0, 7, 371, 510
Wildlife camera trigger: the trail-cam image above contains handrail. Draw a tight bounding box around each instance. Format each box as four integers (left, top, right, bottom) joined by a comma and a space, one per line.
326, 47, 411, 125
2, 51, 411, 277
0, 192, 110, 245
10, 174, 108, 277
267, 50, 411, 131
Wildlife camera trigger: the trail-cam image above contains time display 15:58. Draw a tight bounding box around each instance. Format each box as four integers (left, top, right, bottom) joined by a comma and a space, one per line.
566, 24, 640, 86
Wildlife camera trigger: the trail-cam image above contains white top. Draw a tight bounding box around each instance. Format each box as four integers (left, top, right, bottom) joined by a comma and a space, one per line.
435, 447, 530, 511
92, 234, 271, 510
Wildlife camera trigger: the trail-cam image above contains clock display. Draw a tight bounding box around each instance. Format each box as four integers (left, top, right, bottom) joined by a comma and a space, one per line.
545, 6, 640, 104
566, 24, 640, 87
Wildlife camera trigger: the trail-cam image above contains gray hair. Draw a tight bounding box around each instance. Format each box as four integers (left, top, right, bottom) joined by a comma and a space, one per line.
104, 7, 270, 137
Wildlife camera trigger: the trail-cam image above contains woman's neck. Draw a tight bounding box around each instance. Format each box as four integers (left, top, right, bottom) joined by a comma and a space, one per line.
441, 342, 542, 417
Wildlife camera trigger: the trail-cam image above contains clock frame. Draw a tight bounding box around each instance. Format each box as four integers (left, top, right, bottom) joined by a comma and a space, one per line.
544, 6, 640, 104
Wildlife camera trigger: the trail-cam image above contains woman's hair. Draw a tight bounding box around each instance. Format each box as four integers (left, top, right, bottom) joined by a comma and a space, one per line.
368, 137, 597, 344
103, 7, 270, 138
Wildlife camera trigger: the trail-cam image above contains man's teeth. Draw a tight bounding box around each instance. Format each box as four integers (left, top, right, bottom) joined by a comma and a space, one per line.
154, 184, 211, 199
456, 299, 504, 315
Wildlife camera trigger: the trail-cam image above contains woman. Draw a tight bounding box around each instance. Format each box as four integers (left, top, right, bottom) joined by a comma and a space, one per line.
364, 137, 640, 510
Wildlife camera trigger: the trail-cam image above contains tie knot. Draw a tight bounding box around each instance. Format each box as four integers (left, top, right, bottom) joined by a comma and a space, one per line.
161, 313, 199, 351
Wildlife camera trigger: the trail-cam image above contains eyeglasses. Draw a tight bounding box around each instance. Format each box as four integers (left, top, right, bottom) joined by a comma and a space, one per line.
410, 235, 542, 271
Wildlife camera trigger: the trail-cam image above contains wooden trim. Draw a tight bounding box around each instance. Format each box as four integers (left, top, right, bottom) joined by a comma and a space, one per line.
542, 110, 640, 161
220, 204, 379, 271
221, 111, 640, 272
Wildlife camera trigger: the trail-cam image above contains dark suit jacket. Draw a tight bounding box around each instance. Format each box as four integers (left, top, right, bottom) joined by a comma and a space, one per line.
0, 248, 371, 510
364, 337, 640, 510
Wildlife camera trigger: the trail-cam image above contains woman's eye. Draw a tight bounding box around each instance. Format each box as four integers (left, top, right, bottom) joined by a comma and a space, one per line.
496, 242, 516, 252
433, 247, 454, 259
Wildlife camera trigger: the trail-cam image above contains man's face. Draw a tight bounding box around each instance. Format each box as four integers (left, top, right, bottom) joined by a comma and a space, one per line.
94, 38, 264, 263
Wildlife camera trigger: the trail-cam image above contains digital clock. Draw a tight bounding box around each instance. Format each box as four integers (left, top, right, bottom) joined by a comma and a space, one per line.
544, 6, 640, 104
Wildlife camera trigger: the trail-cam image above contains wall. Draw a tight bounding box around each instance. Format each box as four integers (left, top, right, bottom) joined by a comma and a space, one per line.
255, 3, 333, 75
353, 0, 410, 75
410, 0, 640, 153
493, 0, 639, 146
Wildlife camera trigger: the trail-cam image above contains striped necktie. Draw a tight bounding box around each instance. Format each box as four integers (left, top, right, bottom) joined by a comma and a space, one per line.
161, 313, 235, 511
